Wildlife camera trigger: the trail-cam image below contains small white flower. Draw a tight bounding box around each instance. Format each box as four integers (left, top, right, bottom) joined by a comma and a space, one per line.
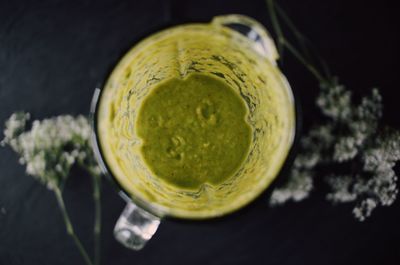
270, 169, 313, 205
326, 175, 357, 203
353, 198, 377, 221
55, 164, 63, 173
316, 83, 351, 121
333, 136, 358, 162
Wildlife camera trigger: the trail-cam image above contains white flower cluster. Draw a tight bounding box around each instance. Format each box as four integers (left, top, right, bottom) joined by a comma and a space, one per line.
326, 131, 399, 219
2, 112, 31, 151
270, 169, 313, 205
2, 112, 101, 190
316, 82, 352, 122
270, 81, 400, 221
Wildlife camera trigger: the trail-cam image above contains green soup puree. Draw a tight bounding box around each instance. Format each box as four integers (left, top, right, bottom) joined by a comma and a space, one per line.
96, 23, 295, 218
136, 73, 252, 189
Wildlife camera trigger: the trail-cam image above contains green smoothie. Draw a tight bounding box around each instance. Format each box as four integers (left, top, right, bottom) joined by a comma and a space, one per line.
136, 73, 252, 189
96, 22, 295, 218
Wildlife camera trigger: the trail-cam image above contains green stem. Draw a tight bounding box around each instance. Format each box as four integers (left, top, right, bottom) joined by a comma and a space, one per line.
267, 0, 285, 58
274, 2, 333, 80
283, 40, 326, 83
54, 187, 93, 265
91, 174, 101, 265
266, 0, 328, 84
274, 2, 312, 63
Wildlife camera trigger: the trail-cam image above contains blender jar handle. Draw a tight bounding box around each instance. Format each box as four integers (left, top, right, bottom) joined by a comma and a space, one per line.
212, 14, 279, 64
90, 88, 160, 250
114, 202, 161, 250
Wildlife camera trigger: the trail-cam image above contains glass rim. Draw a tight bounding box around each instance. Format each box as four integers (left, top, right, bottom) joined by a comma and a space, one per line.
89, 17, 303, 221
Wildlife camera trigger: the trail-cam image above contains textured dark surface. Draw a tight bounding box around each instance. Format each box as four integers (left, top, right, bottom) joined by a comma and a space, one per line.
1, 0, 399, 264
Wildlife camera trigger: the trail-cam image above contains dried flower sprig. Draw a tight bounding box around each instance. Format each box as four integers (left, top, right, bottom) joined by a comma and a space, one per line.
1, 112, 102, 265
267, 0, 400, 221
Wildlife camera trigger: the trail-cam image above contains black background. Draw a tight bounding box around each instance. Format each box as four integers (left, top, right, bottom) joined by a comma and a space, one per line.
1, 0, 399, 264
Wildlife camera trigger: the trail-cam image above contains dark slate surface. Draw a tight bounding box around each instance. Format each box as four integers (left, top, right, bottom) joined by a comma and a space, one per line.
0, 0, 399, 264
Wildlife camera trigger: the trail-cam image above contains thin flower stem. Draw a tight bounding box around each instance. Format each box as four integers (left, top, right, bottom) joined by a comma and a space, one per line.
266, 0, 328, 84
267, 0, 285, 57
283, 40, 326, 84
54, 187, 94, 265
274, 2, 313, 63
274, 2, 333, 81
92, 174, 101, 265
